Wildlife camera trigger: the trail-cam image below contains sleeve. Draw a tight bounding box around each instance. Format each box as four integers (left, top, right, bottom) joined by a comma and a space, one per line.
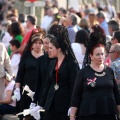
71, 69, 84, 107
67, 28, 75, 43
110, 63, 116, 79
39, 65, 52, 107
15, 55, 26, 84
68, 61, 79, 104
3, 45, 13, 76
6, 81, 15, 91
21, 30, 32, 46
11, 54, 21, 70
111, 69, 120, 105
33, 63, 43, 104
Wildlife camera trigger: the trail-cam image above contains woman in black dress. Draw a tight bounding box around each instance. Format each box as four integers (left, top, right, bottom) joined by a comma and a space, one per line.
69, 32, 120, 120
15, 28, 45, 120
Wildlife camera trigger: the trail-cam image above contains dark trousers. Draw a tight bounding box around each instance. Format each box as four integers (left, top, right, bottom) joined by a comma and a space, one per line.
78, 114, 116, 120
43, 110, 69, 120
0, 104, 15, 115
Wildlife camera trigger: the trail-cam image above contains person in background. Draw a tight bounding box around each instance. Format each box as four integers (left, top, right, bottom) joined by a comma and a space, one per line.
104, 40, 112, 67
111, 30, 120, 45
8, 21, 24, 56
9, 39, 21, 77
18, 13, 26, 34
96, 11, 109, 35
66, 14, 78, 43
90, 24, 105, 35
88, 13, 99, 28
0, 43, 13, 101
109, 43, 120, 85
70, 32, 120, 120
79, 18, 90, 33
71, 29, 89, 69
0, 72, 16, 115
1, 22, 12, 50
40, 7, 54, 32
107, 20, 119, 36
11, 15, 37, 56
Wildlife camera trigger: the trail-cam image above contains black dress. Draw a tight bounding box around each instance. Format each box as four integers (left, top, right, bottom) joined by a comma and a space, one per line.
71, 65, 120, 120
16, 52, 41, 113
40, 56, 79, 120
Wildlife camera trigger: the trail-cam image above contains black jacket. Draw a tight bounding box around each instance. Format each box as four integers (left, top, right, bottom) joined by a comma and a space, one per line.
33, 54, 53, 104
40, 56, 79, 112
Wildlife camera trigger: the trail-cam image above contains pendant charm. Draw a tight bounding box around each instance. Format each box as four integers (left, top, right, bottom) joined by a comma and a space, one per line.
90, 82, 96, 87
54, 84, 59, 90
87, 77, 97, 87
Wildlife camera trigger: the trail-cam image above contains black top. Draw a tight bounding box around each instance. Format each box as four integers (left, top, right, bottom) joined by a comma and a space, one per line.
40, 56, 79, 112
71, 65, 120, 116
33, 53, 53, 104
16, 52, 40, 91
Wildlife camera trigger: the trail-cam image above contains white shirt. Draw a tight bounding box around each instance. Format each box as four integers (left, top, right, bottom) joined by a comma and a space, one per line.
4, 81, 16, 107
2, 32, 12, 50
40, 15, 53, 32
71, 43, 86, 69
11, 53, 21, 77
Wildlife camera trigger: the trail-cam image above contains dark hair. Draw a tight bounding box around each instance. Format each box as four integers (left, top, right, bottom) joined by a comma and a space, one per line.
82, 32, 106, 67
9, 39, 20, 48
22, 28, 45, 55
10, 22, 24, 37
59, 8, 67, 15
113, 30, 120, 43
48, 24, 78, 65
91, 24, 105, 35
70, 14, 77, 25
18, 14, 25, 23
27, 15, 37, 25
49, 35, 60, 49
108, 20, 119, 31
105, 41, 112, 54
89, 44, 105, 55
75, 29, 89, 47
96, 12, 105, 19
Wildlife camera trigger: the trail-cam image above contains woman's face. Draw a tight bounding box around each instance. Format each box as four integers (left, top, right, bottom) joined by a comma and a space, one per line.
32, 39, 43, 52
48, 42, 60, 58
43, 37, 50, 52
90, 46, 105, 65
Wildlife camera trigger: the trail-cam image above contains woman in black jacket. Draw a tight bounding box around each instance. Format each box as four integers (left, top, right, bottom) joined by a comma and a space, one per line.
31, 25, 79, 120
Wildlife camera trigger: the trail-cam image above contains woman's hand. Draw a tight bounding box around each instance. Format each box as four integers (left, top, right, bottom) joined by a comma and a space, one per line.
69, 117, 76, 120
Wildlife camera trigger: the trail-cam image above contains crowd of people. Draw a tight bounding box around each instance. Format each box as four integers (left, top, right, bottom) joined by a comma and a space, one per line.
0, 0, 120, 120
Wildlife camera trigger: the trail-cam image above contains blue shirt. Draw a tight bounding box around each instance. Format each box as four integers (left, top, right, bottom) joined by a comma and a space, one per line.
67, 25, 78, 43
111, 58, 120, 80
100, 20, 109, 35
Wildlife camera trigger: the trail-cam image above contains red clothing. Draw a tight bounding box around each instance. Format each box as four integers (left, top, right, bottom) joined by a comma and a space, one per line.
104, 56, 111, 66
21, 30, 33, 46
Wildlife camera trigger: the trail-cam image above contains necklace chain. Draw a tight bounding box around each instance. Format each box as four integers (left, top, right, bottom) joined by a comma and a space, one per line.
94, 72, 106, 77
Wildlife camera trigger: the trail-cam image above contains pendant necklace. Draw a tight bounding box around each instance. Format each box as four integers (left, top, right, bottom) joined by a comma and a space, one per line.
54, 58, 64, 90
